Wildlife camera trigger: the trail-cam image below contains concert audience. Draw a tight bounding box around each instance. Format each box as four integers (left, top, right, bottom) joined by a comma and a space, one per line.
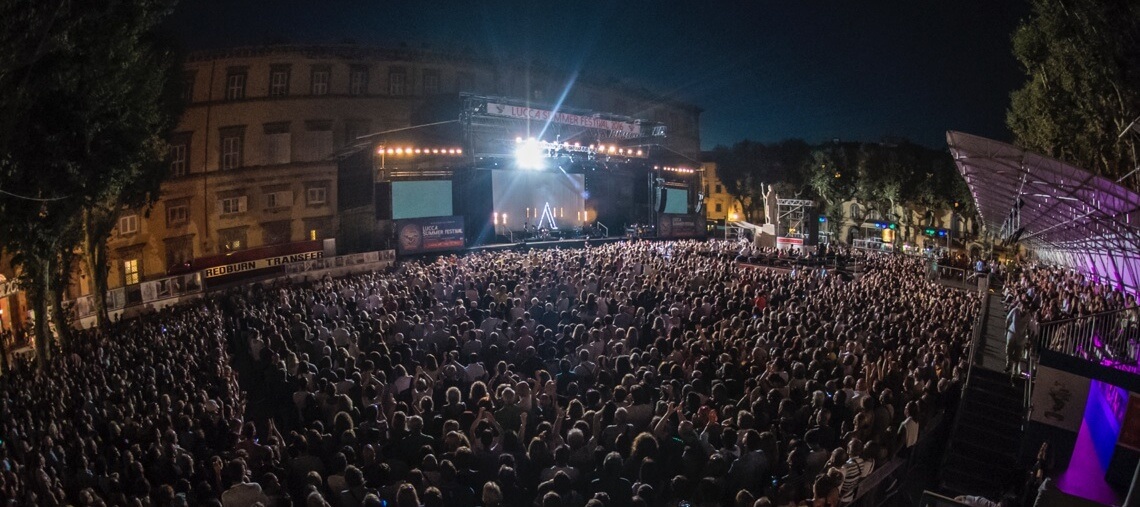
0, 240, 978, 506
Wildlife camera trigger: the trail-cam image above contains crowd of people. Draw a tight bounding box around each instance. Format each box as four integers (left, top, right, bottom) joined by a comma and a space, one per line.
0, 239, 980, 507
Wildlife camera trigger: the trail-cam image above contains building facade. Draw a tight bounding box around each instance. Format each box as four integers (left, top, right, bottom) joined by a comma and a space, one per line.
96, 45, 701, 293
700, 162, 745, 223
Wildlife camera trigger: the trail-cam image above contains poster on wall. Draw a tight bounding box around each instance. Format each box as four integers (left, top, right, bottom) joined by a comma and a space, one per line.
657, 214, 705, 239
395, 216, 466, 254
1030, 365, 1091, 432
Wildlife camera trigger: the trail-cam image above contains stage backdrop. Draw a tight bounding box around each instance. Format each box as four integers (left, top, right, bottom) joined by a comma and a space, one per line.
491, 170, 585, 231
657, 213, 706, 239
395, 215, 466, 255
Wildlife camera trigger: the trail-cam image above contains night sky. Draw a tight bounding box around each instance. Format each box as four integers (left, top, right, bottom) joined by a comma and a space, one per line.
167, 0, 1028, 150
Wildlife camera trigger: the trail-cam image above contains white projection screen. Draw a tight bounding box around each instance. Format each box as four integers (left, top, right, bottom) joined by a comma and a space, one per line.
491, 170, 585, 231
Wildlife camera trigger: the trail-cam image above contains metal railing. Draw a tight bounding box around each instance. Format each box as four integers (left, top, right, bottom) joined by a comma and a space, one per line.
596, 221, 608, 237
1035, 307, 1140, 372
964, 277, 990, 389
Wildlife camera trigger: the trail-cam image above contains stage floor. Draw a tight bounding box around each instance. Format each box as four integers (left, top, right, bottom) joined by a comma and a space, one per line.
466, 236, 628, 252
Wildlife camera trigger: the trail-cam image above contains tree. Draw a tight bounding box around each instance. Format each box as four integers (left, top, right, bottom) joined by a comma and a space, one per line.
1007, 0, 1140, 185
712, 140, 809, 223
0, 0, 181, 362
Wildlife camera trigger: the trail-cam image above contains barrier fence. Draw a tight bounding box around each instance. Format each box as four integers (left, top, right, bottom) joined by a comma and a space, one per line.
1035, 306, 1140, 373
65, 250, 396, 322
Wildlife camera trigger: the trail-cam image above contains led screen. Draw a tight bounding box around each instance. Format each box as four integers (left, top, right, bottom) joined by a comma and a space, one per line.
392, 180, 453, 220
491, 170, 585, 231
664, 188, 689, 214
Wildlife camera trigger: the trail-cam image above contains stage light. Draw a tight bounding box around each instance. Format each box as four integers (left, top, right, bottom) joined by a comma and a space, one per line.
414, 148, 422, 154
395, 148, 403, 154
516, 137, 523, 143
457, 148, 462, 154
636, 150, 643, 156
386, 148, 394, 155
405, 147, 413, 154
432, 148, 439, 154
515, 138, 545, 170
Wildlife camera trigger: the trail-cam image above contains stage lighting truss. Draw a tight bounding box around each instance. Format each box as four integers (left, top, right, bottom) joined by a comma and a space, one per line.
376, 146, 463, 156
513, 137, 646, 167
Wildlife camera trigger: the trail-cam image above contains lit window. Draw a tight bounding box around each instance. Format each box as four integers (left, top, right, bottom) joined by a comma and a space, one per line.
119, 214, 138, 235
123, 259, 140, 285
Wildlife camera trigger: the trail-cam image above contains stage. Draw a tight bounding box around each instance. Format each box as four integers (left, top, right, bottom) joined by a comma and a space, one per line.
466, 235, 627, 253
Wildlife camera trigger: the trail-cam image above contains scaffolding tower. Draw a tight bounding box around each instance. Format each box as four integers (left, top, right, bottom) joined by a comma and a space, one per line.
777, 198, 815, 238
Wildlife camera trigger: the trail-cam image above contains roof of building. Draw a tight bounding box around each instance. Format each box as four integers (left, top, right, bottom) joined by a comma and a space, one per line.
185, 44, 702, 113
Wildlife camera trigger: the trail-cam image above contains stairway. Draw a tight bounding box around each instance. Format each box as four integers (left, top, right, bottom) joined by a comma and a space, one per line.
939, 295, 1028, 498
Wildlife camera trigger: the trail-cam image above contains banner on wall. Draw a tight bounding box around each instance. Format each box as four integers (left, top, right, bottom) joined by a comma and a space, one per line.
395, 215, 466, 254
657, 214, 705, 239
1030, 365, 1091, 432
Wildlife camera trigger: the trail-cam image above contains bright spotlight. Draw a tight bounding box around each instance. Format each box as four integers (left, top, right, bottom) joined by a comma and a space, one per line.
515, 138, 545, 170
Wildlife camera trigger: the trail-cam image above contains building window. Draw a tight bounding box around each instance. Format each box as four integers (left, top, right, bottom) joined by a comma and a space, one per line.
183, 71, 196, 103
164, 235, 194, 272
123, 258, 140, 285
219, 196, 248, 216
714, 184, 722, 194
264, 190, 293, 209
118, 214, 139, 235
350, 65, 368, 95
166, 201, 189, 227
169, 133, 190, 177
715, 203, 723, 213
456, 72, 474, 93
217, 227, 247, 252
219, 126, 245, 170
388, 67, 406, 95
304, 216, 333, 241
307, 186, 327, 205
344, 119, 371, 146
225, 69, 247, 100
262, 221, 292, 246
423, 69, 440, 95
269, 65, 290, 97
311, 66, 330, 96
299, 120, 334, 161
263, 122, 291, 164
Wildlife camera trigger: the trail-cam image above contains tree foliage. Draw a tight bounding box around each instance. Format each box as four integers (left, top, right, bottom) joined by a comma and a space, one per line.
0, 0, 181, 361
711, 139, 810, 222
1007, 0, 1140, 184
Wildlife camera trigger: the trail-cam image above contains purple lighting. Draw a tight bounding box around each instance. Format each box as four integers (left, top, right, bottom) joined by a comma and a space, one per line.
1056, 380, 1124, 505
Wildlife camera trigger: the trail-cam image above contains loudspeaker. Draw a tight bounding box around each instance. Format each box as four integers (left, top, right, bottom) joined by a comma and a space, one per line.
657, 188, 668, 213
804, 206, 820, 246
375, 182, 392, 220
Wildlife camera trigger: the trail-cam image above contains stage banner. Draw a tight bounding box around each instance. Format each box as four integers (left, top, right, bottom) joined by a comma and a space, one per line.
657, 214, 706, 239
395, 216, 466, 254
486, 102, 641, 136
1030, 365, 1091, 432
